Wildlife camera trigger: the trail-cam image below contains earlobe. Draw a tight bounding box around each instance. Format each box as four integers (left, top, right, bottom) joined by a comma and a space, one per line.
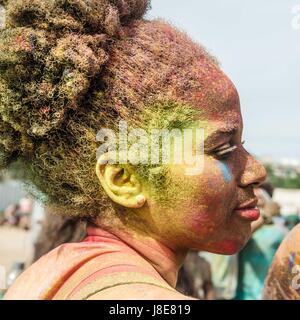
96, 154, 146, 209
136, 194, 146, 206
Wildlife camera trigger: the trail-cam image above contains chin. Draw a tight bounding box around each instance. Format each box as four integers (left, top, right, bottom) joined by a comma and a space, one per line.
222, 234, 252, 254
215, 224, 253, 254
201, 236, 250, 255
189, 223, 252, 254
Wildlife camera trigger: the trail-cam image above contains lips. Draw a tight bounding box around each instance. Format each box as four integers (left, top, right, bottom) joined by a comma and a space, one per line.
233, 198, 260, 221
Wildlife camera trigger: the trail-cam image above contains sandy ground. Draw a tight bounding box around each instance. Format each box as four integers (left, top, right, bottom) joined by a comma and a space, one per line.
0, 226, 34, 272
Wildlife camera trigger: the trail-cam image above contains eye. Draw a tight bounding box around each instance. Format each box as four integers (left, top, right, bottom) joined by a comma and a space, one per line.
214, 142, 238, 160
213, 140, 245, 160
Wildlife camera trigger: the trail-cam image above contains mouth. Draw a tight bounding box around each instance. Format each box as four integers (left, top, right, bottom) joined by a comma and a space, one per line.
233, 198, 260, 221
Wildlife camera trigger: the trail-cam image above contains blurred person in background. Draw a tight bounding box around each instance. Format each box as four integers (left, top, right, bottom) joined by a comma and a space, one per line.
284, 214, 300, 231
33, 209, 86, 262
17, 198, 32, 230
0, 199, 33, 292
283, 207, 300, 231
235, 182, 288, 300
30, 201, 46, 247
176, 251, 214, 300
199, 253, 238, 300
2, 204, 19, 227
0, 203, 84, 293
2, 198, 33, 229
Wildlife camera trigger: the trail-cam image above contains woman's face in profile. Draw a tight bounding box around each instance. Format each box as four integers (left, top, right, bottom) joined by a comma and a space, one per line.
143, 65, 267, 255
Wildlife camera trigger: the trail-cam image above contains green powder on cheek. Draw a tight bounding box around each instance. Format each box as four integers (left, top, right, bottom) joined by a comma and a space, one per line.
132, 100, 206, 204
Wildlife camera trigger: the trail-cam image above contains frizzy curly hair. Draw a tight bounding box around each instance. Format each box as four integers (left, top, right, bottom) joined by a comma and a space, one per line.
0, 0, 217, 217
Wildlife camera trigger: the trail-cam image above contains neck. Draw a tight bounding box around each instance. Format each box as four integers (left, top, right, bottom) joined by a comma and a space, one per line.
88, 220, 186, 288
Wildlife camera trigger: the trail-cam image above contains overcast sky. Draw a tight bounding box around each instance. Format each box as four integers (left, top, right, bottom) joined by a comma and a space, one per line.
147, 0, 300, 160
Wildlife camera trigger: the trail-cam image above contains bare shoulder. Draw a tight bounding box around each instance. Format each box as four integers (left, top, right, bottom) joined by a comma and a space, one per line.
86, 283, 197, 300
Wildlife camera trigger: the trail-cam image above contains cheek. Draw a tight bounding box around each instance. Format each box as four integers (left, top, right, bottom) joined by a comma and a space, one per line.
189, 158, 236, 210
159, 158, 237, 237
190, 158, 238, 231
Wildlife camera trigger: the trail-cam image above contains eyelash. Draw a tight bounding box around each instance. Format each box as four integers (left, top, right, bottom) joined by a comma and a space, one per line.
214, 141, 245, 160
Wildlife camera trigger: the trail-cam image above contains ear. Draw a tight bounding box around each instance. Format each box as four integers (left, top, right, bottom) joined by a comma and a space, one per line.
96, 152, 146, 208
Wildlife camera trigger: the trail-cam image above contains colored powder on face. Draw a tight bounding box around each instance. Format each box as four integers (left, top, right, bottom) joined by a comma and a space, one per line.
217, 161, 232, 183
296, 253, 300, 266
288, 252, 296, 272
287, 252, 300, 272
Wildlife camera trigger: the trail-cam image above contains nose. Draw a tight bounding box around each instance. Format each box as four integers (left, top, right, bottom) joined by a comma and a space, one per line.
239, 153, 267, 188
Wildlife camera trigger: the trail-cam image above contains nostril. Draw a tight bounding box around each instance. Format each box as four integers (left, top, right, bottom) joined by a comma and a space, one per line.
253, 181, 263, 188
239, 158, 267, 188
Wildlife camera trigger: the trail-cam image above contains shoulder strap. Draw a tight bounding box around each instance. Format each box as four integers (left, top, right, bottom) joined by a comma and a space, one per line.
69, 272, 177, 300
52, 256, 176, 300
